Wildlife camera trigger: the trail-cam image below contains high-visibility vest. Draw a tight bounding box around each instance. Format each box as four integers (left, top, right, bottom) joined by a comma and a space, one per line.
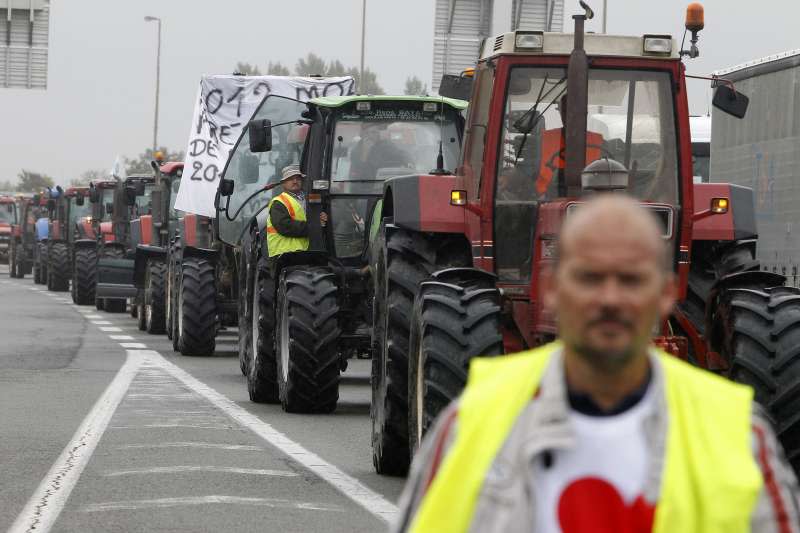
266, 192, 309, 257
411, 343, 763, 533
536, 129, 604, 196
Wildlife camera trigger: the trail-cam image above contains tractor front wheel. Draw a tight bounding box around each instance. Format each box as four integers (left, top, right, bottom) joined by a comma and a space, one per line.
73, 247, 96, 305
407, 272, 504, 451
275, 267, 341, 413
48, 242, 70, 291
145, 260, 166, 334
176, 257, 217, 356
709, 286, 800, 473
248, 259, 279, 403
100, 247, 127, 313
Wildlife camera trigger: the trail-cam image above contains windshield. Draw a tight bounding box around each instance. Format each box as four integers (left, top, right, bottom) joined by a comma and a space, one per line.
101, 187, 115, 221
169, 178, 181, 219
220, 95, 309, 245
494, 67, 678, 282
69, 197, 91, 222
498, 67, 678, 203
0, 204, 15, 224
133, 182, 154, 216
330, 104, 460, 183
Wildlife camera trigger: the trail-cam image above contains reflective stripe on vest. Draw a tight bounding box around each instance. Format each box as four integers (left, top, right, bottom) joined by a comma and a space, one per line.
411, 343, 762, 533
266, 192, 309, 257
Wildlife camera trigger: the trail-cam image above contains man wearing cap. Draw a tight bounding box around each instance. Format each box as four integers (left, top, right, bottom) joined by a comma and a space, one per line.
266, 165, 328, 257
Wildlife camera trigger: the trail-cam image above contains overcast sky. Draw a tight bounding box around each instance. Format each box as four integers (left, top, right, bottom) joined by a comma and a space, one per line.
1, 0, 798, 185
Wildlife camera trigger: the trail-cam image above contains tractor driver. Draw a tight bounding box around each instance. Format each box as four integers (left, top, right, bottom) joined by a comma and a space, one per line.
535, 93, 604, 199
350, 122, 410, 179
265, 165, 328, 258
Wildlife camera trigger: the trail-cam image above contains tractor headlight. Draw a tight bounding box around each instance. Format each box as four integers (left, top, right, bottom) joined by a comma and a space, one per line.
515, 31, 544, 51
643, 35, 673, 56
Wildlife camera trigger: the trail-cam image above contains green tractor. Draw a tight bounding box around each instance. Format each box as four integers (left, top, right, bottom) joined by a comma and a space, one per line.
217, 94, 467, 413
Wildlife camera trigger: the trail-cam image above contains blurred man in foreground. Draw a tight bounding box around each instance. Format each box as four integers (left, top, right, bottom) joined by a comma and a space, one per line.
395, 195, 799, 532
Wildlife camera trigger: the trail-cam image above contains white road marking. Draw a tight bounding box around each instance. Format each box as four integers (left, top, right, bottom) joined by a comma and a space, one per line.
111, 424, 238, 430
99, 326, 122, 332
81, 495, 343, 513
8, 351, 144, 533
148, 351, 399, 523
119, 343, 146, 348
105, 465, 298, 477
84, 315, 102, 319
116, 442, 263, 451
91, 321, 113, 325
109, 335, 134, 340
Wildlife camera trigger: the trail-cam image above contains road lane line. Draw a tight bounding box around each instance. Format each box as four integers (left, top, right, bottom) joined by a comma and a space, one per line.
98, 326, 122, 332
81, 495, 343, 513
8, 351, 145, 533
105, 466, 298, 477
91, 321, 113, 325
108, 335, 134, 340
146, 351, 399, 523
116, 442, 263, 451
84, 315, 102, 319
119, 343, 146, 348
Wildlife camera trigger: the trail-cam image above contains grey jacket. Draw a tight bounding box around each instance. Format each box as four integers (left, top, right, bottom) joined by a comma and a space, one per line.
394, 350, 800, 532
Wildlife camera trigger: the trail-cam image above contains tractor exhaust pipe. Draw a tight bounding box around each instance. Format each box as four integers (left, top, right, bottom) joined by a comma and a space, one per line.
565, 1, 594, 197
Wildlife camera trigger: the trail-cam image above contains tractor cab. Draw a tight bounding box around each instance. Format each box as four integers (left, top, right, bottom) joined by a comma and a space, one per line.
0, 196, 16, 261
64, 187, 92, 241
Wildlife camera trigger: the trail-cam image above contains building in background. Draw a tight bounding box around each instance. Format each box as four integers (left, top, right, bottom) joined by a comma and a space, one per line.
0, 0, 50, 90
432, 0, 563, 91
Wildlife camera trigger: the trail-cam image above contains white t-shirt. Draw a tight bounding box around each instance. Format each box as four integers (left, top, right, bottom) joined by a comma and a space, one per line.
532, 386, 657, 532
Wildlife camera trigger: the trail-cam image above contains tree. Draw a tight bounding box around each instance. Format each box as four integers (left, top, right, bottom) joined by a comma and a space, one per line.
235, 62, 262, 76
125, 147, 185, 175
295, 53, 327, 76
347, 66, 385, 95
0, 179, 14, 192
326, 59, 348, 77
71, 169, 105, 187
404, 75, 428, 96
266, 61, 291, 76
15, 170, 54, 192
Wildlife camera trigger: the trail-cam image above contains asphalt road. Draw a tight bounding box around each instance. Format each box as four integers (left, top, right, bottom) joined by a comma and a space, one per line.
0, 265, 406, 532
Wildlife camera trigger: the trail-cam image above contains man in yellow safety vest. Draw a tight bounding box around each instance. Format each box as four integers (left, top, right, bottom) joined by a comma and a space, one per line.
266, 165, 327, 258
395, 195, 799, 532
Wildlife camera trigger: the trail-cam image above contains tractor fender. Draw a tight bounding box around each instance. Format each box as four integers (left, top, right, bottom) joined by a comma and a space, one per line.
73, 239, 98, 250
430, 267, 497, 285
382, 174, 468, 234
133, 244, 168, 288
693, 183, 757, 242
716, 269, 786, 291
182, 244, 219, 263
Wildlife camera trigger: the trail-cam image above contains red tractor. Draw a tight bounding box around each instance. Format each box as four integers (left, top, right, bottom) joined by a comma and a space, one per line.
8, 195, 45, 279
369, 3, 800, 476
45, 187, 93, 294
0, 195, 16, 263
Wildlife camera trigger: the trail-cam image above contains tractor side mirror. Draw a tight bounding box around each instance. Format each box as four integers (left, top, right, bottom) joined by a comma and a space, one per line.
240, 154, 260, 185
105, 202, 114, 215
76, 196, 85, 206
219, 178, 235, 197
6, 204, 12, 213
438, 74, 473, 101
89, 188, 98, 203
124, 186, 137, 206
713, 85, 749, 119
248, 119, 272, 153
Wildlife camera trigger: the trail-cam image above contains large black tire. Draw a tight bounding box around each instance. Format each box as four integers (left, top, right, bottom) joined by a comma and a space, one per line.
166, 239, 181, 344
248, 257, 279, 403
709, 286, 800, 473
407, 271, 504, 450
73, 247, 97, 305
238, 235, 255, 376
47, 242, 70, 291
98, 247, 126, 313
34, 243, 48, 285
371, 225, 471, 475
177, 257, 217, 356
145, 260, 166, 334
8, 241, 19, 278
275, 267, 341, 413
679, 239, 761, 337
136, 289, 146, 330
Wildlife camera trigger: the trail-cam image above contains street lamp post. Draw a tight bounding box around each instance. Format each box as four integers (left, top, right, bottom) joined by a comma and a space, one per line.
359, 0, 366, 93
144, 15, 161, 153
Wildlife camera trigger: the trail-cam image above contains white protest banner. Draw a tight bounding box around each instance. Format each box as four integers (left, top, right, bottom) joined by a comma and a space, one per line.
175, 75, 355, 217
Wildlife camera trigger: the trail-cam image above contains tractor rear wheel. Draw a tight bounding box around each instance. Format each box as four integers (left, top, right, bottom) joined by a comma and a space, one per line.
177, 257, 217, 356
371, 225, 471, 475
145, 260, 166, 334
166, 239, 181, 344
35, 243, 48, 285
248, 258, 279, 403
238, 235, 255, 376
73, 247, 97, 305
275, 267, 341, 413
8, 242, 18, 278
48, 242, 70, 291
407, 271, 504, 451
136, 290, 146, 330
709, 286, 800, 473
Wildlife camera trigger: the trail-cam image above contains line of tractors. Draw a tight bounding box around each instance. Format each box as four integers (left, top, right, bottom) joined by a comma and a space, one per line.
7, 2, 800, 479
